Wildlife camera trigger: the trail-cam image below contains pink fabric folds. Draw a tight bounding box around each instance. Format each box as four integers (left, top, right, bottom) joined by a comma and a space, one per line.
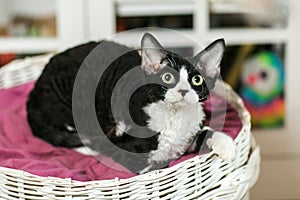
0, 82, 241, 181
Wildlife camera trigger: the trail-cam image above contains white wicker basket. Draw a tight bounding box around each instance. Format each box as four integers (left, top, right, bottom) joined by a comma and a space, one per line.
0, 54, 260, 200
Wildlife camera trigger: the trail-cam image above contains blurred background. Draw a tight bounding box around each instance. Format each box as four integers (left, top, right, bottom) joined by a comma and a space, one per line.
0, 0, 300, 199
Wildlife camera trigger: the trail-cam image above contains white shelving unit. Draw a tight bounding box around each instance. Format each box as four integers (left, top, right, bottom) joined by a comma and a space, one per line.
0, 0, 293, 52
86, 0, 291, 55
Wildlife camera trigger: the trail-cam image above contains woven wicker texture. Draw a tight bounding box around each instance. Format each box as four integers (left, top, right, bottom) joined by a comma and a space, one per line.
0, 54, 260, 200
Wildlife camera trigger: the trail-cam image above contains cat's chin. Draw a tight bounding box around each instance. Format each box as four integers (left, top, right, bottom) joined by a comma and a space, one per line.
168, 99, 196, 108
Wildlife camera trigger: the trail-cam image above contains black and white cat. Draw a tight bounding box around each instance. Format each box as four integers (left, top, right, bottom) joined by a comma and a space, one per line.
27, 33, 235, 173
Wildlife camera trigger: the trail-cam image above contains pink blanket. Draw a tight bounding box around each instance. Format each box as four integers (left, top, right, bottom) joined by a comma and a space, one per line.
0, 82, 241, 181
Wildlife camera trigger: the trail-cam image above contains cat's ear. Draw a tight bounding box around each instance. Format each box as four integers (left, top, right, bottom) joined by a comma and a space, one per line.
194, 39, 225, 78
141, 33, 166, 74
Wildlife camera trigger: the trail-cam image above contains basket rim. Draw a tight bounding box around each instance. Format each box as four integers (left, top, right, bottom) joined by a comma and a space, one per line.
0, 139, 259, 185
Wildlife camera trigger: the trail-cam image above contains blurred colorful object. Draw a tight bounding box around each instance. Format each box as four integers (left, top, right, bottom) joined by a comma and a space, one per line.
240, 51, 284, 128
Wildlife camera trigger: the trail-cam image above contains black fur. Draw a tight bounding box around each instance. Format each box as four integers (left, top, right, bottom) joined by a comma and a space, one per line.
27, 42, 99, 147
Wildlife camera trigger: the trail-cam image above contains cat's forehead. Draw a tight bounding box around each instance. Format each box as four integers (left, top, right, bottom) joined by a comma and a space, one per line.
179, 68, 188, 79
165, 53, 197, 72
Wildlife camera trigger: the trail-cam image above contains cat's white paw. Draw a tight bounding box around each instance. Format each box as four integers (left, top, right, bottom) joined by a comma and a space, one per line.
207, 132, 236, 161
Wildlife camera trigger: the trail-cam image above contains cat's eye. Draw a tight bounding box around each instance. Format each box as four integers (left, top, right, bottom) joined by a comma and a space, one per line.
191, 75, 204, 86
161, 72, 175, 84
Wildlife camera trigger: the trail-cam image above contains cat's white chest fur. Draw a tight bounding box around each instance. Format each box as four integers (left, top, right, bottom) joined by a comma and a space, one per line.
143, 100, 205, 164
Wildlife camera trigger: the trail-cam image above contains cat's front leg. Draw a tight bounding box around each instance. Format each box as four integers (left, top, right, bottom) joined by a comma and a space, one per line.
189, 127, 236, 162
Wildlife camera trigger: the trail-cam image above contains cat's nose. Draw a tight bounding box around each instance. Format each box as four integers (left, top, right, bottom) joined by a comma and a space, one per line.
178, 89, 188, 97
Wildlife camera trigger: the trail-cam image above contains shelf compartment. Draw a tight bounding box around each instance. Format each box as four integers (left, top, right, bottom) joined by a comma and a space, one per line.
117, 15, 193, 32
0, 0, 57, 38
208, 0, 289, 29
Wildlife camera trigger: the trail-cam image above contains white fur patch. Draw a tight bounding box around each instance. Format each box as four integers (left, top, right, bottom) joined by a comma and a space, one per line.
144, 100, 205, 165
180, 67, 188, 80
64, 124, 76, 132
73, 146, 99, 156
206, 131, 236, 161
115, 121, 131, 137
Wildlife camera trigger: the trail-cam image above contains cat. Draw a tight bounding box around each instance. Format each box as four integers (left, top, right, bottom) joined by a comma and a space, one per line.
27, 33, 235, 174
